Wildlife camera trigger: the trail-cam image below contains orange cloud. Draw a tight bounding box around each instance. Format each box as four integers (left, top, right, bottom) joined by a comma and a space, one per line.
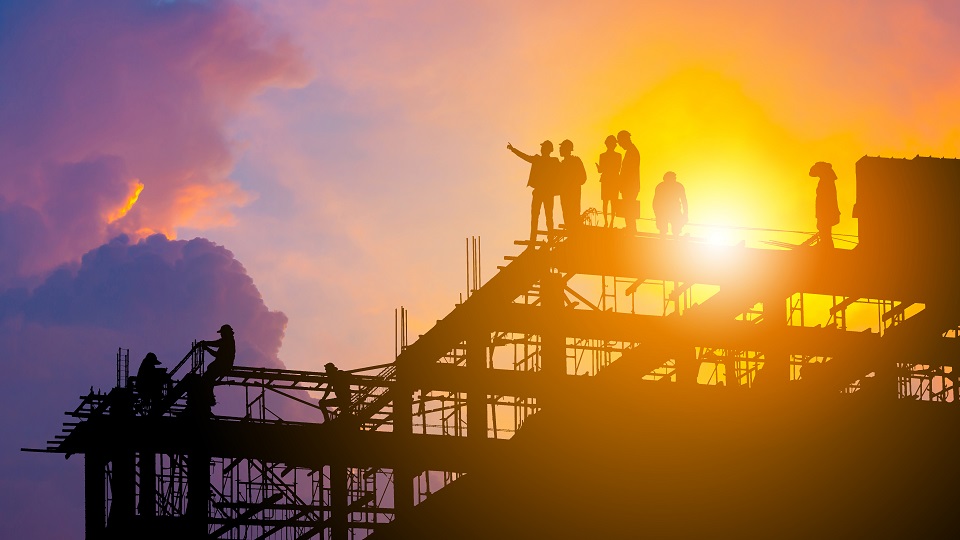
104, 180, 144, 224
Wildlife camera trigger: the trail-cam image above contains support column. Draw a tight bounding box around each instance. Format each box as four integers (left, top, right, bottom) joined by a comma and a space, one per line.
137, 453, 156, 520
762, 293, 790, 387
85, 453, 106, 540
540, 273, 567, 377
184, 380, 211, 538
106, 388, 135, 536
108, 451, 136, 532
467, 331, 489, 440
392, 362, 414, 523
330, 464, 348, 540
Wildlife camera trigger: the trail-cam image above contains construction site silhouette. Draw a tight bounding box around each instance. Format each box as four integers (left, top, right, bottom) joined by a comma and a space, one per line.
25, 155, 960, 538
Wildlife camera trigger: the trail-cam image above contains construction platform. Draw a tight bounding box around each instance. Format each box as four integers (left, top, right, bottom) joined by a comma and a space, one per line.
28, 156, 960, 538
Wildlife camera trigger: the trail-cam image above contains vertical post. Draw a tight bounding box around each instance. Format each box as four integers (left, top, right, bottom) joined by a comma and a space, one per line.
393, 362, 414, 523
330, 464, 348, 540
539, 273, 567, 410
184, 380, 211, 537
762, 294, 789, 386
467, 331, 489, 440
85, 453, 106, 540
108, 453, 136, 532
186, 450, 209, 536
540, 273, 566, 377
138, 453, 156, 519
106, 388, 135, 535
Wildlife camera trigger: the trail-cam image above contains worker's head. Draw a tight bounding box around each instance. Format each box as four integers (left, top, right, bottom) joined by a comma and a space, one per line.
604, 135, 617, 150
539, 140, 554, 156
218, 324, 234, 336
324, 362, 338, 373
616, 130, 632, 148
663, 171, 677, 182
809, 162, 837, 182
144, 352, 160, 365
559, 139, 573, 157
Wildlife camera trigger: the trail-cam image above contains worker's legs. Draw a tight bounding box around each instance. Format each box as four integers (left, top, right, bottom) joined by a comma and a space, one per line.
543, 194, 555, 234
559, 189, 575, 229
531, 190, 554, 241
623, 188, 639, 233
817, 220, 834, 248
530, 193, 541, 240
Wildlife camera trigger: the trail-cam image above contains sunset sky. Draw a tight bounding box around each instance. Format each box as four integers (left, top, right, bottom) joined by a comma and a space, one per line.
3, 0, 960, 536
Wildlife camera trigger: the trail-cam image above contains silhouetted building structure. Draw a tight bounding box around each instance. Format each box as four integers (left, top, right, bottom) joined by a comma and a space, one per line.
27, 155, 960, 539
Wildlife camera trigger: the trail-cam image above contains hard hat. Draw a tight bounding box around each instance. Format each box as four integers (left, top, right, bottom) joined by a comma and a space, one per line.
217, 324, 234, 335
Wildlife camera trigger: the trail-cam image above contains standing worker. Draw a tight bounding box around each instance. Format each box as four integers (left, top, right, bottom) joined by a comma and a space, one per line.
809, 162, 840, 248
507, 140, 562, 241
558, 139, 586, 229
617, 130, 640, 233
597, 135, 622, 228
135, 352, 167, 412
652, 171, 688, 236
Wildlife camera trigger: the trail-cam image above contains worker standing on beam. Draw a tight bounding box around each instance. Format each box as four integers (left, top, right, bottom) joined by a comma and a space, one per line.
558, 139, 586, 230
617, 130, 640, 233
809, 161, 840, 248
597, 135, 622, 228
507, 140, 562, 241
653, 171, 688, 236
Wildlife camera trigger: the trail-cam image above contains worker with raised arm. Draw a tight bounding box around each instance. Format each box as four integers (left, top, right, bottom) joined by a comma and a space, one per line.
201, 324, 236, 381
507, 140, 562, 241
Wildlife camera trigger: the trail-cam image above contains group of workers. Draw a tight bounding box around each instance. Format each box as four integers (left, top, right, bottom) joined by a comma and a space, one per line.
510, 132, 842, 247
508, 130, 687, 239
132, 324, 237, 411
133, 324, 352, 420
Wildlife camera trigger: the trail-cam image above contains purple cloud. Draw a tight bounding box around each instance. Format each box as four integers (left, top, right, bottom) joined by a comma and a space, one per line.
0, 1, 305, 537
2, 234, 287, 539
0, 0, 307, 276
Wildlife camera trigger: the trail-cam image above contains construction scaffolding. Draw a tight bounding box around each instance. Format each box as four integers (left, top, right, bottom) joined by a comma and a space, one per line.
27, 156, 960, 538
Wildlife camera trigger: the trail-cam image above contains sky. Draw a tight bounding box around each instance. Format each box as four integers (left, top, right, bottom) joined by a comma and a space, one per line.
3, 0, 960, 536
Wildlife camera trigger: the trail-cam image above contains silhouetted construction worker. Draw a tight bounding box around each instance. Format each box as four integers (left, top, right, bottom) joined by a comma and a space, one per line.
507, 140, 561, 240
809, 162, 840, 248
320, 362, 353, 422
597, 135, 622, 228
558, 139, 586, 229
617, 130, 640, 233
201, 324, 236, 380
135, 352, 168, 412
653, 171, 688, 236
